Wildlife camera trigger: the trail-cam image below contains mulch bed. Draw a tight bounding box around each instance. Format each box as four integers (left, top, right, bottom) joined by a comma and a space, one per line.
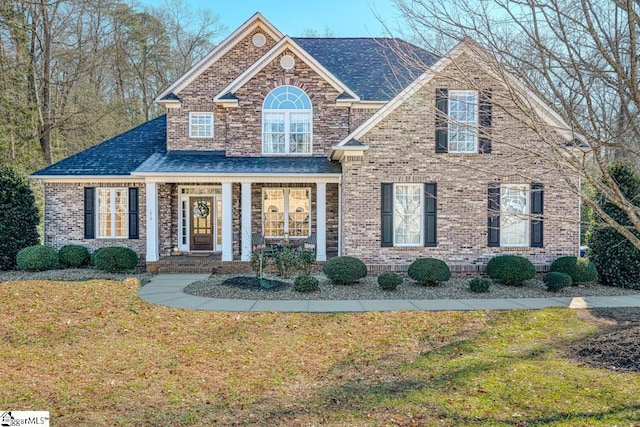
568, 308, 640, 373
220, 275, 290, 291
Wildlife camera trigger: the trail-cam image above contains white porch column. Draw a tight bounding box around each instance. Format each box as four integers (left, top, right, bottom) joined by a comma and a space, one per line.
221, 182, 233, 261
241, 182, 252, 261
316, 182, 327, 261
145, 181, 159, 262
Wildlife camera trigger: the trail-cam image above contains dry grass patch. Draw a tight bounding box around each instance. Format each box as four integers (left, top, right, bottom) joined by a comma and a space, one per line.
0, 279, 489, 425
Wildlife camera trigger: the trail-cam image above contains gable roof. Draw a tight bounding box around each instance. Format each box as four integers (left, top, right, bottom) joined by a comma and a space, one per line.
32, 116, 167, 178
214, 36, 360, 103
331, 39, 576, 159
155, 12, 283, 103
294, 38, 438, 101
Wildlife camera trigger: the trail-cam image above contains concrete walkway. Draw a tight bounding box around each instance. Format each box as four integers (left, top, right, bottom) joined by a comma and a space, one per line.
137, 274, 640, 313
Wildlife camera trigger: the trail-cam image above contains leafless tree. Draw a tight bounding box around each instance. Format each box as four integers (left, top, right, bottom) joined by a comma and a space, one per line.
387, 0, 640, 249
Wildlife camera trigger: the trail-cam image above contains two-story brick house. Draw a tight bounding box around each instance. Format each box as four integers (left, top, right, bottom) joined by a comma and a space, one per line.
32, 13, 580, 273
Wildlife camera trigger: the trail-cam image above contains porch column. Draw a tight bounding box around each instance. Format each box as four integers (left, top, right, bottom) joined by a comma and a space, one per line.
145, 181, 159, 262
221, 182, 233, 261
241, 181, 252, 261
316, 182, 327, 261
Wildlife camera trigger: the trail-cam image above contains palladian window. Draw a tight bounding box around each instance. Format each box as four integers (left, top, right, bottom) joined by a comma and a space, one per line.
262, 86, 312, 155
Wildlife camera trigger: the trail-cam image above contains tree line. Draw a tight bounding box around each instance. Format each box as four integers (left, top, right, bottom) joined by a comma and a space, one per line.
0, 0, 224, 173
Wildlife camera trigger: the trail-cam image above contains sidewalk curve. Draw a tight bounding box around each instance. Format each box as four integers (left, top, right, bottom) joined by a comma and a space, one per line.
137, 274, 640, 313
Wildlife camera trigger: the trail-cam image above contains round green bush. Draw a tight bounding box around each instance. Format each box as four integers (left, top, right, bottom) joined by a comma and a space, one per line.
58, 245, 90, 268
469, 277, 491, 293
378, 272, 403, 290
293, 274, 319, 292
549, 256, 597, 283
16, 245, 58, 271
485, 255, 536, 286
407, 258, 451, 286
322, 256, 367, 285
544, 271, 572, 292
92, 246, 138, 272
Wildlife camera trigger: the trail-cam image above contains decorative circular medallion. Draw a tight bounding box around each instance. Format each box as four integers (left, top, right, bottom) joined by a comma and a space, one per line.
252, 33, 266, 47
193, 201, 210, 219
280, 54, 295, 70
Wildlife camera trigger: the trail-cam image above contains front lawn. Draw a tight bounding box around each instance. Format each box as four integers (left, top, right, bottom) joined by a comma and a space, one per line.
1, 278, 638, 426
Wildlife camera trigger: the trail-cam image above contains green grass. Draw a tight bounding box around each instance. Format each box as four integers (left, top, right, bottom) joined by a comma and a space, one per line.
0, 279, 638, 426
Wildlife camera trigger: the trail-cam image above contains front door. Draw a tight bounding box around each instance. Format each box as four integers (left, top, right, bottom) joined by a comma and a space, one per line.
190, 197, 214, 251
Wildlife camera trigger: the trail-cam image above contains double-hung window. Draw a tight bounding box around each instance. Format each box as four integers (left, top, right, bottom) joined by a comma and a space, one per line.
189, 112, 214, 138
262, 86, 312, 155
500, 185, 529, 247
97, 188, 128, 238
448, 91, 478, 153
263, 188, 310, 237
394, 184, 424, 246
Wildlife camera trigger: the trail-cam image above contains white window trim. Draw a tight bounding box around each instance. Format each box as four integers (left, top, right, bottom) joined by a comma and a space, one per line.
188, 112, 214, 139
500, 184, 530, 247
448, 90, 478, 154
262, 188, 311, 238
262, 109, 313, 155
393, 183, 424, 247
96, 188, 128, 239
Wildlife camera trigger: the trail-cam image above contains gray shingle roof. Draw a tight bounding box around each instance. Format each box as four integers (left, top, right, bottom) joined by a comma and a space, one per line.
294, 38, 438, 101
135, 151, 341, 175
32, 115, 167, 177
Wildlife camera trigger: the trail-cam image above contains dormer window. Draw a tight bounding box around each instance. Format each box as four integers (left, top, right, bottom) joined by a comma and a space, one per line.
262, 85, 312, 155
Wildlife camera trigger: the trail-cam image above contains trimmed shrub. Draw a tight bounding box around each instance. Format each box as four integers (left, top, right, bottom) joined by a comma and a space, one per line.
544, 272, 572, 292
16, 245, 58, 271
485, 255, 536, 286
322, 256, 367, 285
407, 258, 451, 286
549, 256, 597, 284
274, 245, 299, 278
58, 245, 90, 268
378, 272, 403, 290
92, 246, 138, 272
0, 166, 40, 270
587, 163, 640, 289
293, 274, 319, 292
469, 277, 491, 293
298, 248, 316, 274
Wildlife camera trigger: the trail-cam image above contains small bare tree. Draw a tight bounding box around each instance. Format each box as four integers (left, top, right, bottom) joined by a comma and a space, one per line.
386, 0, 640, 249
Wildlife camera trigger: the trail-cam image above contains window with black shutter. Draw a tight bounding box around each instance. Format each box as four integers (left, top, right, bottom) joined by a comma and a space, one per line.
84, 187, 95, 239
424, 183, 437, 247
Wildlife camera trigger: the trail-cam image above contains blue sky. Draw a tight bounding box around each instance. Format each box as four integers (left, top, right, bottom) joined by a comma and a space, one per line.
143, 0, 402, 37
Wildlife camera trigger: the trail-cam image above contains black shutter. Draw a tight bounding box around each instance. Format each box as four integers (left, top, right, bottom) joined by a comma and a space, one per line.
479, 89, 492, 153
381, 183, 393, 247
424, 183, 437, 247
530, 183, 544, 247
84, 187, 95, 239
488, 184, 500, 247
128, 187, 139, 239
435, 88, 448, 153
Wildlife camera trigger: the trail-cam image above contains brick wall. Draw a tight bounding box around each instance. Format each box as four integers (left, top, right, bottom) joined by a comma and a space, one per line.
340, 51, 581, 269
43, 182, 147, 260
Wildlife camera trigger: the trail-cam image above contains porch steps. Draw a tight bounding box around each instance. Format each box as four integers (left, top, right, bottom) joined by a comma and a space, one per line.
149, 254, 253, 274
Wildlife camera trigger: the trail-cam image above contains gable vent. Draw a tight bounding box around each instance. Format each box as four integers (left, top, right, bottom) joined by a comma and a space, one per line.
252, 33, 266, 47
280, 54, 295, 70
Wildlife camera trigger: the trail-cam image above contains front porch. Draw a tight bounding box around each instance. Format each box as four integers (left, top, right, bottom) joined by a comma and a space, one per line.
143, 177, 340, 266
146, 253, 253, 274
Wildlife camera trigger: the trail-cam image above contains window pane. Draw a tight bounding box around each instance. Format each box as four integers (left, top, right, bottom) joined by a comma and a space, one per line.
263, 113, 285, 153
263, 86, 312, 154
114, 189, 128, 237
263, 189, 285, 237
288, 189, 310, 236
190, 113, 213, 138
289, 113, 311, 153
394, 184, 422, 245
501, 186, 528, 246
98, 189, 112, 237
448, 92, 477, 153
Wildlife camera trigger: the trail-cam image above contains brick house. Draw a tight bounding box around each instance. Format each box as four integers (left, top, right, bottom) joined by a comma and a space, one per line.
32, 13, 580, 273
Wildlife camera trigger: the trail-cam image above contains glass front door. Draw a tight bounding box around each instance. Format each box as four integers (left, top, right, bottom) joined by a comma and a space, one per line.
179, 187, 222, 252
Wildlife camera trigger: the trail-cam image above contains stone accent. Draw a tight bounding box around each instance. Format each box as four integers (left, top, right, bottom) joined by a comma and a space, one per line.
340, 51, 580, 269
43, 182, 147, 260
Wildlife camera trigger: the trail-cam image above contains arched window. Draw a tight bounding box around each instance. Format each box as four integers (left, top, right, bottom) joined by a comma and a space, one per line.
262, 86, 312, 154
